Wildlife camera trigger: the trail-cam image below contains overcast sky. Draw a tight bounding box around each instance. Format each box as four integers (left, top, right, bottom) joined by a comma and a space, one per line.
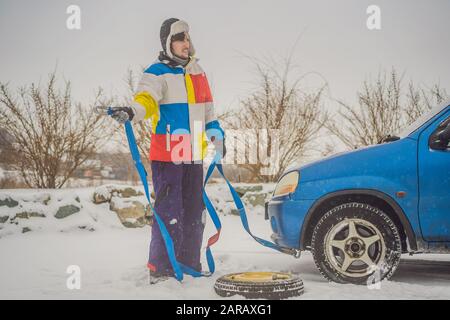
1, 0, 449, 114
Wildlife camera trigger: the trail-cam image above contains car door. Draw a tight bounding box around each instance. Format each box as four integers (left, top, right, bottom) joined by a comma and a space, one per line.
418, 109, 450, 241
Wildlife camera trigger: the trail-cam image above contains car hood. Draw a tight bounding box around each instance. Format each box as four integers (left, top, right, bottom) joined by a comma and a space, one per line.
292, 138, 417, 183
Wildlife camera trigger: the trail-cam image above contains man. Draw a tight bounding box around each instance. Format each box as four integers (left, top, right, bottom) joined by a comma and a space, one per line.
111, 18, 225, 283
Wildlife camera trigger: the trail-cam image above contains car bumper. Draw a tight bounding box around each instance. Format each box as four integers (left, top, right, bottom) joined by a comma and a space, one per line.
265, 197, 315, 249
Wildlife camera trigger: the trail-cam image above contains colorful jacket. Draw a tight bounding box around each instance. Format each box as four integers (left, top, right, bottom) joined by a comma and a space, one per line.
131, 57, 224, 162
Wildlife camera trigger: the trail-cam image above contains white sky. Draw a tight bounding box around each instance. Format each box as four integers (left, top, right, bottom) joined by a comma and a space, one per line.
0, 0, 449, 115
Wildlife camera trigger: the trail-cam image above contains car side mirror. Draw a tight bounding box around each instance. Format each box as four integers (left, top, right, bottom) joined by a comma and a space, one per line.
429, 120, 450, 151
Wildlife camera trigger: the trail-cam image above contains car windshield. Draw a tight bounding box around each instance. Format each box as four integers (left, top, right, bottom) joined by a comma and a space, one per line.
397, 100, 450, 138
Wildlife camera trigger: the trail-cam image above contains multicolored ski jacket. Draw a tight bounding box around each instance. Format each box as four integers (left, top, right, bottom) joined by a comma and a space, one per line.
131, 57, 224, 162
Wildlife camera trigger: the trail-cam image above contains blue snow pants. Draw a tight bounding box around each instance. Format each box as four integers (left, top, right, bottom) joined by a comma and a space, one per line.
147, 161, 205, 275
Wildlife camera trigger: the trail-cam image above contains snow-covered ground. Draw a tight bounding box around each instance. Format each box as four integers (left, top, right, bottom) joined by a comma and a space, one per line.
0, 186, 449, 300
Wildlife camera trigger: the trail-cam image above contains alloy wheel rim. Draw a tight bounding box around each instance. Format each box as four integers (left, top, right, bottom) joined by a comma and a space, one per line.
324, 218, 386, 278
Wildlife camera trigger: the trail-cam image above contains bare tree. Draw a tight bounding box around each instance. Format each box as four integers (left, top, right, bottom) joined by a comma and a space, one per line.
327, 68, 448, 149
223, 56, 328, 182
405, 82, 448, 124
0, 72, 111, 188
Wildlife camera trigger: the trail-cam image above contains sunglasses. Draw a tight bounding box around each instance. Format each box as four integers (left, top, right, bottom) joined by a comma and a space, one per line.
171, 32, 190, 42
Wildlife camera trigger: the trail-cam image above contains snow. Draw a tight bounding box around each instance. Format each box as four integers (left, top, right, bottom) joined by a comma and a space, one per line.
0, 185, 449, 299
110, 196, 134, 210
93, 185, 112, 200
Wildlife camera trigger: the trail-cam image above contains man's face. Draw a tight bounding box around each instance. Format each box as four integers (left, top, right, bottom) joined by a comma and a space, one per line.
171, 32, 191, 60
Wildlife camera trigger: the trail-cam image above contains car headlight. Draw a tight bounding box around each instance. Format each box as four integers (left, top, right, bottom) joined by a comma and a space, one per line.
273, 171, 300, 197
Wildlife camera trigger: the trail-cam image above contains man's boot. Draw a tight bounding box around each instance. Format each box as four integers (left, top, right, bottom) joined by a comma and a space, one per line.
149, 270, 171, 285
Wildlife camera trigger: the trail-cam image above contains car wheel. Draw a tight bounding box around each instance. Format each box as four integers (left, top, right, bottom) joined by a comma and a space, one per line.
311, 202, 402, 285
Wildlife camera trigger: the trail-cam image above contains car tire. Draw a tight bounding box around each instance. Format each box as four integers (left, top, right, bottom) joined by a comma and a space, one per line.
311, 202, 402, 285
214, 272, 304, 299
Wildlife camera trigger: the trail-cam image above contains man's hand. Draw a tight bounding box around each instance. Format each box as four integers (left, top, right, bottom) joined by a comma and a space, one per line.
110, 107, 135, 124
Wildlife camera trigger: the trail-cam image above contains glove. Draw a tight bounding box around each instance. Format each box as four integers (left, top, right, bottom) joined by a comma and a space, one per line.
110, 107, 135, 124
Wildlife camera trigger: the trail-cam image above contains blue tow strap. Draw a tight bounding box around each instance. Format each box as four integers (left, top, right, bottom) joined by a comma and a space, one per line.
116, 112, 295, 282
204, 155, 298, 255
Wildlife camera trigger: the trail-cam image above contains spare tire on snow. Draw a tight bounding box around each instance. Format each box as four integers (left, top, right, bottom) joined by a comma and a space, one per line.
214, 272, 304, 299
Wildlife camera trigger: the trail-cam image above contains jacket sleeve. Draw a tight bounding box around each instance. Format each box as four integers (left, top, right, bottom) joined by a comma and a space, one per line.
130, 66, 166, 123
204, 75, 224, 140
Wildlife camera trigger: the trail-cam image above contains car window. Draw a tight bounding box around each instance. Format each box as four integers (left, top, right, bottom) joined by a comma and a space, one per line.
429, 116, 450, 151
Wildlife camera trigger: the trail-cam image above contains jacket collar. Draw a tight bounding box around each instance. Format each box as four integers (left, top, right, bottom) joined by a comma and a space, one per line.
158, 53, 198, 71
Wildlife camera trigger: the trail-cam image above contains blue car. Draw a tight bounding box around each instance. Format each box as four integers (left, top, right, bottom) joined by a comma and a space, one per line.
266, 100, 450, 284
